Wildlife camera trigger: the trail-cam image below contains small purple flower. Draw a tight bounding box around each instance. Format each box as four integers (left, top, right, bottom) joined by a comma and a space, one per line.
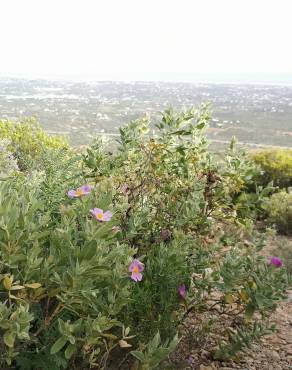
270, 256, 283, 268
90, 208, 113, 222
67, 184, 92, 198
129, 259, 144, 282
178, 283, 187, 299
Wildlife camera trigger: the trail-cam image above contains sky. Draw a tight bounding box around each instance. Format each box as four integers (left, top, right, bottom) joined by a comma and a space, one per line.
0, 0, 292, 82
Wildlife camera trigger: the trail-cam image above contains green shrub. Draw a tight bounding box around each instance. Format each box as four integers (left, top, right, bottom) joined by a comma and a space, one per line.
0, 107, 288, 369
0, 118, 68, 171
124, 239, 190, 341
130, 332, 179, 370
0, 139, 19, 177
0, 176, 135, 368
251, 148, 292, 188
263, 191, 292, 234
234, 185, 274, 221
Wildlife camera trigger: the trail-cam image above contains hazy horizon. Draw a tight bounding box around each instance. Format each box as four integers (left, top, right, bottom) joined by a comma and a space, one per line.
1, 72, 292, 86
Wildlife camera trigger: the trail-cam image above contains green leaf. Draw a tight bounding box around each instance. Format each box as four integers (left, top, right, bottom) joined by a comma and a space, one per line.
101, 333, 118, 340
25, 283, 42, 289
3, 276, 13, 290
3, 331, 16, 348
150, 332, 161, 350
245, 303, 256, 320
196, 121, 206, 130
64, 343, 76, 359
130, 351, 145, 362
50, 336, 68, 354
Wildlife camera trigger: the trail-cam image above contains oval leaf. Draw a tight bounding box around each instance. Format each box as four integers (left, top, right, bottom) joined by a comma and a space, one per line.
3, 276, 13, 290
10, 285, 25, 290
50, 336, 67, 354
4, 331, 16, 348
119, 339, 132, 348
64, 343, 76, 359
25, 283, 42, 289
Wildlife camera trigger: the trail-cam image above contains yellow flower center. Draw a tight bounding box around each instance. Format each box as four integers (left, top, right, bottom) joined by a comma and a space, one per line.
75, 188, 84, 196
96, 213, 103, 220
133, 266, 139, 273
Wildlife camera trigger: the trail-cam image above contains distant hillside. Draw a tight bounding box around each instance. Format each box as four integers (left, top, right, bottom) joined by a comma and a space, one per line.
0, 77, 292, 147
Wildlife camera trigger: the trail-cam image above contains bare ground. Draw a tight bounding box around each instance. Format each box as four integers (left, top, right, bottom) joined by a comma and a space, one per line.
171, 237, 292, 370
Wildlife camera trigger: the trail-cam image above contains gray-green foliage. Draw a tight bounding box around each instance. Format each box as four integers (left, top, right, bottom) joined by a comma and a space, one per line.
263, 190, 292, 234
0, 139, 19, 177
0, 175, 134, 368
131, 332, 179, 370
214, 321, 275, 360
0, 107, 289, 369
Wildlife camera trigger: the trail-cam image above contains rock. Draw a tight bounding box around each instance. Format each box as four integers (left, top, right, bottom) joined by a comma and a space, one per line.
273, 365, 282, 370
285, 344, 292, 355
269, 349, 280, 361
200, 349, 211, 359
199, 365, 215, 370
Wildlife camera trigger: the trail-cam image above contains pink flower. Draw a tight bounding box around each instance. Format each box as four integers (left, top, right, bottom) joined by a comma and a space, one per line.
90, 208, 113, 222
67, 184, 91, 198
270, 256, 283, 268
178, 284, 187, 299
129, 259, 144, 282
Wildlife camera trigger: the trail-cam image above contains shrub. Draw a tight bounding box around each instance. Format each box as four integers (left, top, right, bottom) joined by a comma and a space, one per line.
123, 239, 190, 341
0, 139, 19, 177
0, 107, 289, 369
263, 190, 292, 234
0, 118, 68, 171
251, 148, 292, 188
234, 185, 274, 221
0, 176, 134, 368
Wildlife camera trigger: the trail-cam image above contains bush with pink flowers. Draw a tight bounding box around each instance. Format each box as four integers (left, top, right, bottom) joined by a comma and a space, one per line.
0, 107, 289, 369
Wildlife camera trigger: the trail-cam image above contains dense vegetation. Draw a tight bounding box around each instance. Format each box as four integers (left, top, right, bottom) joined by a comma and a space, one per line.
252, 148, 292, 188
0, 108, 290, 369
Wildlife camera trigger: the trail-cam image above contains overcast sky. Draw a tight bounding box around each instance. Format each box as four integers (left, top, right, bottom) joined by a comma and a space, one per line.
0, 0, 291, 81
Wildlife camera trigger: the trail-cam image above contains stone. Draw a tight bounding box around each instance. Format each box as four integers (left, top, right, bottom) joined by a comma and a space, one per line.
273, 365, 283, 370
200, 349, 211, 359
269, 349, 280, 361
199, 365, 215, 370
285, 344, 292, 355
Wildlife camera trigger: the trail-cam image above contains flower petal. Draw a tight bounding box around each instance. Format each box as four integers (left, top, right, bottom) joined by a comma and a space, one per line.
270, 256, 283, 268
94, 208, 103, 215
81, 184, 92, 194
103, 211, 113, 221
178, 283, 187, 299
90, 208, 102, 216
67, 190, 77, 198
131, 272, 143, 282
129, 259, 144, 272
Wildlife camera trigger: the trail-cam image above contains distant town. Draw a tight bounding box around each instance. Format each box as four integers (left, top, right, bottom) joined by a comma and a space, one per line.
0, 78, 292, 148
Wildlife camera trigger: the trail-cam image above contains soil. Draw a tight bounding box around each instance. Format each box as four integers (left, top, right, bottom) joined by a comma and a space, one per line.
171, 293, 292, 370
170, 240, 292, 370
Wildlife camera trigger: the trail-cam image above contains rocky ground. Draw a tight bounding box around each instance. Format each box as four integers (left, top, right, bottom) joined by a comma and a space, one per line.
179, 295, 292, 370
171, 238, 292, 370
